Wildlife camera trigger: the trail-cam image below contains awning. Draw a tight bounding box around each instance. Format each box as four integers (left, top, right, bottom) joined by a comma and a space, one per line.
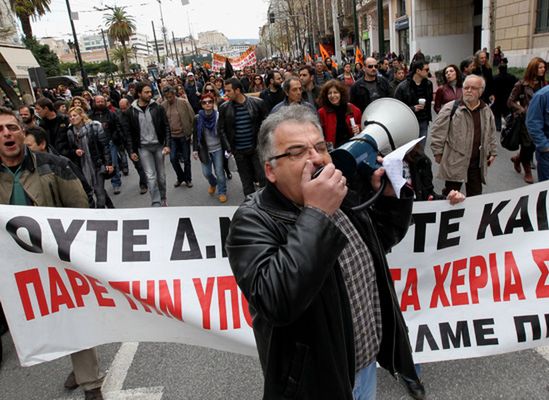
0, 46, 40, 79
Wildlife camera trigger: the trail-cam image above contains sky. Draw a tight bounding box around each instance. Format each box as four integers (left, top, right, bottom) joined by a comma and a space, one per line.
30, 0, 269, 40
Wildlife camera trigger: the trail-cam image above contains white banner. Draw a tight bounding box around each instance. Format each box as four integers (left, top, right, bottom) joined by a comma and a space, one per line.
1, 182, 548, 366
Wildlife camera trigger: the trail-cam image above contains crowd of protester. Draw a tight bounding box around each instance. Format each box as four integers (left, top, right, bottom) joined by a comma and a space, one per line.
0, 44, 547, 400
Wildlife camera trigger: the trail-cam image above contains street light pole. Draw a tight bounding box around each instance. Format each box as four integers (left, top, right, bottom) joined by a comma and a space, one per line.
157, 0, 170, 59
151, 20, 161, 65
64, 0, 89, 88
352, 0, 360, 48
377, 0, 384, 55
101, 29, 113, 80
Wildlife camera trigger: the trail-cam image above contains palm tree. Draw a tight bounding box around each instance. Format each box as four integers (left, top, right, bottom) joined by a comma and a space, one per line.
9, 0, 52, 40
104, 6, 136, 75
110, 47, 132, 75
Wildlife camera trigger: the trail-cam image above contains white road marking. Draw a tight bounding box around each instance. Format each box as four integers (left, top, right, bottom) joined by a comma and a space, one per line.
536, 345, 549, 362
56, 342, 164, 400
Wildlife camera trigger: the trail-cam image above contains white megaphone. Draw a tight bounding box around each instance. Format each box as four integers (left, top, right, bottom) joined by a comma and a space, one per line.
330, 97, 420, 179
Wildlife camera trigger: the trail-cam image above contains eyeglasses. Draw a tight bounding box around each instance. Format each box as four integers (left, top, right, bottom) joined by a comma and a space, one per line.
254, 77, 262, 81
201, 100, 213, 105
0, 123, 20, 132
366, 64, 377, 69
268, 141, 328, 162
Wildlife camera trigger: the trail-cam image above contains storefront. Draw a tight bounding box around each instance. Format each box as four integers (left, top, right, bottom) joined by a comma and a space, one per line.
0, 45, 40, 103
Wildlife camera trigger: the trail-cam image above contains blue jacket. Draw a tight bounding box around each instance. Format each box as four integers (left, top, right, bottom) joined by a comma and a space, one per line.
526, 85, 549, 152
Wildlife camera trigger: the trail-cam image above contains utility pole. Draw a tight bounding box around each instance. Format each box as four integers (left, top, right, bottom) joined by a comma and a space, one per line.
377, 0, 384, 55
172, 32, 180, 67
151, 20, 161, 65
352, 0, 360, 48
331, 0, 341, 65
65, 0, 89, 88
157, 0, 170, 59
100, 29, 113, 80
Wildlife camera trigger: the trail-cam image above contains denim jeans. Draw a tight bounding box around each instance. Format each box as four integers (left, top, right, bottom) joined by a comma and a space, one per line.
200, 149, 227, 195
353, 361, 377, 400
139, 144, 167, 206
109, 141, 122, 189
536, 150, 549, 182
170, 136, 192, 183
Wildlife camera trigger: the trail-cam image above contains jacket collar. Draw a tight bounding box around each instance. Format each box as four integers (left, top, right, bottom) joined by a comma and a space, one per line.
1, 147, 36, 173
255, 182, 302, 221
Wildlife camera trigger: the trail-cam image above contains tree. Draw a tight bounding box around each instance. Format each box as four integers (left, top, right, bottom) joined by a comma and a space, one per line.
23, 36, 60, 76
110, 47, 132, 75
9, 0, 52, 41
104, 6, 136, 75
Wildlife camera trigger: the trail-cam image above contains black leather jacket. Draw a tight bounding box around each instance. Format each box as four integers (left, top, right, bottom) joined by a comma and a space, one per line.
126, 101, 171, 153
226, 183, 418, 399
350, 76, 392, 112
218, 96, 267, 153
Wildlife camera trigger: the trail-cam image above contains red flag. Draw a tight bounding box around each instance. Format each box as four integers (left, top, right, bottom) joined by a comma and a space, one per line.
356, 47, 364, 65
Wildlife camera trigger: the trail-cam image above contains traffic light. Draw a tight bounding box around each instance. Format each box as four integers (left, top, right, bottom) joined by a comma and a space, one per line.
269, 12, 275, 23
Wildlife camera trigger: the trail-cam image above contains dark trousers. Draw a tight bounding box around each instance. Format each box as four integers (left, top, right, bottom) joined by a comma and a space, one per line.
94, 170, 107, 208
443, 167, 482, 197
132, 158, 148, 188
170, 137, 192, 183
234, 149, 265, 196
519, 143, 535, 164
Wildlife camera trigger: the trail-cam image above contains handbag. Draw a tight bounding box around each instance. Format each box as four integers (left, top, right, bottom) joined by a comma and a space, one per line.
501, 113, 522, 151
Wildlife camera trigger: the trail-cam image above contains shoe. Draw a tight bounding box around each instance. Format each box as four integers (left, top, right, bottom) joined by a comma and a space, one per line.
185, 181, 193, 188
122, 167, 129, 176
218, 194, 227, 203
399, 375, 426, 400
174, 181, 182, 187
64, 371, 79, 390
511, 155, 521, 173
84, 388, 104, 400
139, 186, 148, 194
113, 187, 121, 195
208, 185, 216, 195
161, 199, 168, 207
523, 162, 534, 184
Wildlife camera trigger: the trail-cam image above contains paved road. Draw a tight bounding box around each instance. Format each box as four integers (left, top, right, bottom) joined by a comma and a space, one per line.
1, 138, 549, 400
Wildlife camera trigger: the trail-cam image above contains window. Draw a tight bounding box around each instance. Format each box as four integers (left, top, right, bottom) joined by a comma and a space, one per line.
538, 0, 549, 33
397, 0, 406, 17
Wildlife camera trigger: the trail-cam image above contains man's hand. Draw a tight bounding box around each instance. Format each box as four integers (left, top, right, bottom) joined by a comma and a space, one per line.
371, 164, 396, 197
302, 161, 347, 215
446, 190, 465, 205
192, 151, 199, 160
130, 153, 139, 161
414, 104, 425, 112
434, 154, 442, 164
487, 155, 496, 167
105, 165, 114, 174
162, 146, 170, 156
75, 149, 84, 157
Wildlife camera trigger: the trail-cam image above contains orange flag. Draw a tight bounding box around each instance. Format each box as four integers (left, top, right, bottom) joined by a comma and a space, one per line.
319, 44, 330, 61
356, 47, 364, 65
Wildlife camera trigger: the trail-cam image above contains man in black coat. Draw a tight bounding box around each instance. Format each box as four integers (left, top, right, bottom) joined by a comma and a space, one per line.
226, 105, 419, 400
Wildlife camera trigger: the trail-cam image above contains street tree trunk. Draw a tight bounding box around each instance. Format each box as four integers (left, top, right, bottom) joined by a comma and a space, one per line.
17, 12, 33, 41
121, 41, 129, 75
0, 70, 22, 109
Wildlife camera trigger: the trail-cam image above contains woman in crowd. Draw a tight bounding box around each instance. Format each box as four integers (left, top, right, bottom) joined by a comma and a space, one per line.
213, 76, 226, 97
507, 56, 547, 184
175, 84, 187, 99
434, 64, 463, 113
354, 62, 365, 80
493, 46, 504, 67
192, 93, 229, 203
472, 49, 494, 104
66, 106, 113, 208
317, 79, 362, 149
202, 82, 232, 179
70, 96, 90, 112
248, 74, 265, 93
337, 63, 356, 89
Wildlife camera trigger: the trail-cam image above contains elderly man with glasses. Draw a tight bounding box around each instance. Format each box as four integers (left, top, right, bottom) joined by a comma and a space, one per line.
350, 57, 392, 113
226, 104, 419, 400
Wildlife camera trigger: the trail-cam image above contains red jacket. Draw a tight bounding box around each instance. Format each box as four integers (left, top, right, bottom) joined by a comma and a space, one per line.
434, 84, 463, 113
318, 104, 362, 146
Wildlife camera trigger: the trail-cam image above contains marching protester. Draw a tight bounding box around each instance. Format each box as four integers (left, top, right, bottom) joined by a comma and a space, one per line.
161, 86, 195, 188
526, 72, 549, 182
218, 77, 267, 197
434, 64, 463, 114
337, 62, 356, 89
127, 82, 172, 207
472, 49, 495, 105
66, 106, 114, 209
0, 107, 105, 400
18, 105, 37, 130
259, 70, 285, 113
350, 56, 392, 112
431, 75, 497, 196
270, 77, 316, 114
507, 57, 547, 184
192, 93, 229, 203
492, 62, 517, 132
35, 97, 71, 158
226, 105, 419, 399
317, 79, 362, 149
299, 65, 322, 109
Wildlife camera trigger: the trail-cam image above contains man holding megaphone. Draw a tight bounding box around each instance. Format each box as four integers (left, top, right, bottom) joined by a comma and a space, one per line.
226, 105, 419, 400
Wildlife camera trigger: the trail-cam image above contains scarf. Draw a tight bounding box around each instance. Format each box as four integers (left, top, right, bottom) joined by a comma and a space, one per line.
196, 109, 218, 143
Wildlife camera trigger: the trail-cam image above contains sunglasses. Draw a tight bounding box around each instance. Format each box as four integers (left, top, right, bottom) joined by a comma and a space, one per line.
201, 100, 213, 105
205, 89, 215, 92
366, 64, 377, 69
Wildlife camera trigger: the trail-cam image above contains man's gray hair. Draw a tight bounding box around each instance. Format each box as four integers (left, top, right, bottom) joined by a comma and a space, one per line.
258, 104, 323, 165
162, 85, 176, 95
464, 74, 486, 91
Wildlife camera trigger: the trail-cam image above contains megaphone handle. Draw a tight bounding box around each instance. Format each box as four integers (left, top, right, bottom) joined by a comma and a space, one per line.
351, 175, 387, 212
